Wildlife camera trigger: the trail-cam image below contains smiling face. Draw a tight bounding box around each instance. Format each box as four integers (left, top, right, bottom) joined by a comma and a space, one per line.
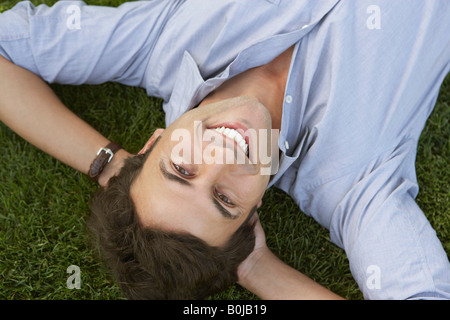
131, 96, 279, 246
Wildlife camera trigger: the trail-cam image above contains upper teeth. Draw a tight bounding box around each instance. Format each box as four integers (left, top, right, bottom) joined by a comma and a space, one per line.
214, 127, 249, 155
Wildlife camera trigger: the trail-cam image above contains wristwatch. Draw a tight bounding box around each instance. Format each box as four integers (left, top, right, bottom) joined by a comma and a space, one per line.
88, 142, 121, 182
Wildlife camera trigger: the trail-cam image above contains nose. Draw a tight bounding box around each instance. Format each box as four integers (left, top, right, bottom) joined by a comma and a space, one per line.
200, 159, 260, 181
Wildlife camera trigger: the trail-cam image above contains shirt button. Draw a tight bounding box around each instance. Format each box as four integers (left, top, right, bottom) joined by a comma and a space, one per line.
284, 140, 290, 150
301, 24, 309, 30
285, 95, 293, 104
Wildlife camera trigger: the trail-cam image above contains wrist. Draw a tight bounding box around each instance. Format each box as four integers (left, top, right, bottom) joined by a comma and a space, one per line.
96, 148, 131, 187
88, 142, 122, 182
237, 246, 272, 288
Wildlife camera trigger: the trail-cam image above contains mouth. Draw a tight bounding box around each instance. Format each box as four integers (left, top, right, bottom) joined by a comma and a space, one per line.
207, 122, 250, 158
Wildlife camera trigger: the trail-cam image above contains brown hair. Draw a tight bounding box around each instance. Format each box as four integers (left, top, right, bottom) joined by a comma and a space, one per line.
87, 138, 256, 299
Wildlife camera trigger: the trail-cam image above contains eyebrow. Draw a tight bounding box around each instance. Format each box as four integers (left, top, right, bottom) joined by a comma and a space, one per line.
159, 159, 192, 186
159, 159, 237, 219
212, 197, 237, 220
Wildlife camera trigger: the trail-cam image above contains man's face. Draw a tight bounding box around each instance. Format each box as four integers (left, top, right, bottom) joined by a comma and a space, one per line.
131, 96, 278, 246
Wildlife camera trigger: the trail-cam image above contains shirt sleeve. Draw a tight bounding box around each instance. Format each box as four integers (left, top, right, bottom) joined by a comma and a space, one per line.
0, 0, 179, 89
300, 138, 450, 299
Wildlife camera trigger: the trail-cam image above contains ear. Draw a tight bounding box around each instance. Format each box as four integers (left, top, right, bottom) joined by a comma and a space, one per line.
257, 200, 263, 209
138, 128, 164, 154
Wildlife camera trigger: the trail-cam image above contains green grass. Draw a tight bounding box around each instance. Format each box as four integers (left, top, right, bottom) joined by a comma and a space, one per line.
1, 0, 448, 300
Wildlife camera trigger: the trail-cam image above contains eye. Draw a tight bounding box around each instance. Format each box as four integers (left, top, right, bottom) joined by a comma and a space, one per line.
216, 190, 234, 206
173, 164, 192, 177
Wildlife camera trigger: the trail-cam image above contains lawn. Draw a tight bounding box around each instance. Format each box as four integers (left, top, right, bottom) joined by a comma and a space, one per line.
1, 0, 449, 300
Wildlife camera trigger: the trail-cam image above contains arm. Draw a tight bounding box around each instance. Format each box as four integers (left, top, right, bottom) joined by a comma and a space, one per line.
237, 215, 344, 300
0, 54, 130, 187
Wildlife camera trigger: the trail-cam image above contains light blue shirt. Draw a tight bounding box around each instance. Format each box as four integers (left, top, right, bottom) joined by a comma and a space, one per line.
1, 0, 449, 299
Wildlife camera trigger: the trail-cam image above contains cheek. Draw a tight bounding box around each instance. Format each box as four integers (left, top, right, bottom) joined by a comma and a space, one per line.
239, 178, 267, 200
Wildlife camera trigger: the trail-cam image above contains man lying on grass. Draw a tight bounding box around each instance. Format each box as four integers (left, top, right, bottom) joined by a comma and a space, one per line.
1, 0, 449, 299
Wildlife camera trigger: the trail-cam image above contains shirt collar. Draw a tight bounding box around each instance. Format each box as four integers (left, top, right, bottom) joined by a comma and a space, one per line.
164, 26, 317, 127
